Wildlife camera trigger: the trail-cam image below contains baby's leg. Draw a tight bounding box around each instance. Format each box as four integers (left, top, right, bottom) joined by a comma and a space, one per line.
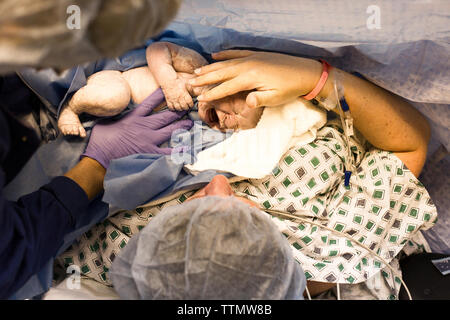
121, 66, 159, 104
58, 70, 131, 137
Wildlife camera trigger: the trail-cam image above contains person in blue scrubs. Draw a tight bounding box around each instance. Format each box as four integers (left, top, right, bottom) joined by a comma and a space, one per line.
0, 0, 185, 299
0, 74, 191, 299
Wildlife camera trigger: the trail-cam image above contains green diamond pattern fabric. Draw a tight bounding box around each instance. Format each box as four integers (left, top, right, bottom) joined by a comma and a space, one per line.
55, 120, 437, 299
231, 120, 437, 298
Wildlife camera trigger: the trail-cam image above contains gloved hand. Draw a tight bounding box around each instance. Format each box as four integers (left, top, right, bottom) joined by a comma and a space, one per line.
82, 88, 193, 169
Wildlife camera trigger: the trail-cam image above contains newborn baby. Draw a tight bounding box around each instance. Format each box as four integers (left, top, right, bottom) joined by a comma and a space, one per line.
58, 67, 159, 137
57, 42, 263, 137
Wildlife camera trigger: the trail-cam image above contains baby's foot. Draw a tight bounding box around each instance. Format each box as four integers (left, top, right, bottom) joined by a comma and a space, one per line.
58, 106, 87, 138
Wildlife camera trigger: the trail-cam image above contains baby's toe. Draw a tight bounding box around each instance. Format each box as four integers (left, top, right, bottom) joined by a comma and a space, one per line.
78, 125, 87, 138
69, 125, 78, 136
61, 124, 80, 136
59, 126, 69, 136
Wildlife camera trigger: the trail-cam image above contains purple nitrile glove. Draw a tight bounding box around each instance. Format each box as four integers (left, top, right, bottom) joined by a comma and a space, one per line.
82, 88, 193, 169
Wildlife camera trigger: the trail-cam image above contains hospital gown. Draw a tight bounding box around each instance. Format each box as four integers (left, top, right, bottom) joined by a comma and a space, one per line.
54, 119, 438, 300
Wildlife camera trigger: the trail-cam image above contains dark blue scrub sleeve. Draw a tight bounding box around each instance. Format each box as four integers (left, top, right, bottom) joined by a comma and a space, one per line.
0, 174, 91, 299
0, 111, 91, 299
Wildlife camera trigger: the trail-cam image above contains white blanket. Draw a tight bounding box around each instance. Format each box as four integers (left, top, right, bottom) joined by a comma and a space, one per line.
185, 98, 327, 179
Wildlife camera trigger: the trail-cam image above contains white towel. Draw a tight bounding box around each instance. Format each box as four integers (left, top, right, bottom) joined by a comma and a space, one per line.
185, 98, 327, 179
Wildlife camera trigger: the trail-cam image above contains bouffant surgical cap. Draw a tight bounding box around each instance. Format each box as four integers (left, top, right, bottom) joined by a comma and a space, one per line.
0, 0, 182, 72
109, 196, 306, 300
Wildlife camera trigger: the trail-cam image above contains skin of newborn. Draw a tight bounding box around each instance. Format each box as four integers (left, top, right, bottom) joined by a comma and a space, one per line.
147, 42, 263, 131
198, 91, 263, 131
57, 67, 160, 137
58, 42, 262, 137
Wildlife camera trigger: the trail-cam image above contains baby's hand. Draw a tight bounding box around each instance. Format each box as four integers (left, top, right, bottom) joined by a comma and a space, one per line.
161, 77, 194, 111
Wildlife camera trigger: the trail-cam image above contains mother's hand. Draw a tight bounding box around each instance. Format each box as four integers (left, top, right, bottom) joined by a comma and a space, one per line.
192, 50, 431, 178
190, 50, 323, 108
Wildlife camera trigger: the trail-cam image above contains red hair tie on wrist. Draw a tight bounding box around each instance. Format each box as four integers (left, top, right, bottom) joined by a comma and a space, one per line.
302, 59, 331, 101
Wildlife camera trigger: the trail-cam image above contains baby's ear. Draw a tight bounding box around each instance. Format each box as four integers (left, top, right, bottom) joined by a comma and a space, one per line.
198, 101, 217, 127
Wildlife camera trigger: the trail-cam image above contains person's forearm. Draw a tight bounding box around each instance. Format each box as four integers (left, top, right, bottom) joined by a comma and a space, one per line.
318, 68, 430, 176
0, 167, 93, 298
189, 50, 430, 175
64, 157, 106, 200
319, 68, 430, 152
146, 42, 178, 88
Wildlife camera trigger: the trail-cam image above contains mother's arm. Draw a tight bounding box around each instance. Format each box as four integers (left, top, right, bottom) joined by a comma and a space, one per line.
320, 68, 430, 178
191, 50, 430, 177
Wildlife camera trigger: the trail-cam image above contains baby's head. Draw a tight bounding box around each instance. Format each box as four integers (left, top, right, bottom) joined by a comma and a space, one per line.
198, 91, 263, 131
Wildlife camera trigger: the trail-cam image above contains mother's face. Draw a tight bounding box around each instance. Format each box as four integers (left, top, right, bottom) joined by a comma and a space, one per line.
186, 174, 258, 208
198, 91, 263, 131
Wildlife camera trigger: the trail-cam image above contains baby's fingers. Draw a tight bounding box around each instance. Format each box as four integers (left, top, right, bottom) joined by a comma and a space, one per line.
166, 100, 175, 110
179, 100, 189, 111
184, 94, 194, 109
172, 101, 182, 111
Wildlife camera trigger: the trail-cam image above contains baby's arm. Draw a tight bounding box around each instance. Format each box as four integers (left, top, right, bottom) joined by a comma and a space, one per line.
146, 42, 208, 110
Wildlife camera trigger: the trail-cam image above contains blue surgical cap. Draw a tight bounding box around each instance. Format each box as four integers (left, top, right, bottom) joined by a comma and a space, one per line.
109, 196, 306, 299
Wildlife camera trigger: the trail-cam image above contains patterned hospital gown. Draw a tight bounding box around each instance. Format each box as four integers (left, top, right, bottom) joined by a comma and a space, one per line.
55, 119, 438, 300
